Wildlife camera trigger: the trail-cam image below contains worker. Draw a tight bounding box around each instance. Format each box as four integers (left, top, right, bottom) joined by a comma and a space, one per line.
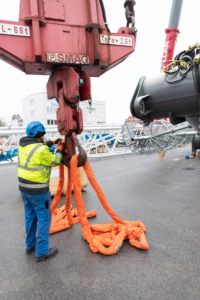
18, 121, 64, 262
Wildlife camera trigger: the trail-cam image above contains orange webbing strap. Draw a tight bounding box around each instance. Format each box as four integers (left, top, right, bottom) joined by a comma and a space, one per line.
65, 166, 73, 226
70, 155, 149, 255
51, 164, 65, 215
50, 204, 96, 234
50, 163, 97, 234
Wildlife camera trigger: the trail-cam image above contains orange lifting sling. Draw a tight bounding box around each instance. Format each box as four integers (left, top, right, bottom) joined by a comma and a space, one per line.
50, 155, 149, 254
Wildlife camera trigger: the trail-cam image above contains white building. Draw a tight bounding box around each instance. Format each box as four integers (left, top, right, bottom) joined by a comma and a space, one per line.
7, 119, 23, 127
80, 100, 106, 125
22, 93, 106, 127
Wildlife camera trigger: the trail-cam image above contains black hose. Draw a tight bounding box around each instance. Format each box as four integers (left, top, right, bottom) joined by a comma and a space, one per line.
163, 60, 181, 76
174, 50, 185, 61
165, 51, 196, 84
174, 45, 199, 61
99, 0, 110, 33
179, 55, 194, 76
165, 72, 188, 84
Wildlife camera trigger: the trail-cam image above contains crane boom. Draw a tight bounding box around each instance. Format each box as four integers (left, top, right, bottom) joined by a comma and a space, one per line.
160, 0, 184, 72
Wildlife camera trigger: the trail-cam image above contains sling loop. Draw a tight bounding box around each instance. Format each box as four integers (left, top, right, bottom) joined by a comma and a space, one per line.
50, 155, 149, 255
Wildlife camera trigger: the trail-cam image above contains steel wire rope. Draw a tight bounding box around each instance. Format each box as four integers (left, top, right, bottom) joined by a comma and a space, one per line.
99, 0, 110, 33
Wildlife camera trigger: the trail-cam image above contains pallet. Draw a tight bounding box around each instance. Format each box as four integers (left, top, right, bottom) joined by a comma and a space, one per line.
50, 166, 87, 196
90, 141, 111, 154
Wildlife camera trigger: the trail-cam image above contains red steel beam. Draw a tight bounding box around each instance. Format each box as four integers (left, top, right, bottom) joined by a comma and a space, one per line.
0, 0, 136, 76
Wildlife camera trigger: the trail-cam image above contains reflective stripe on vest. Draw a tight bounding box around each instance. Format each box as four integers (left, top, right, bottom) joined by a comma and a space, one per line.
18, 180, 49, 189
49, 153, 59, 167
18, 145, 61, 171
25, 144, 42, 167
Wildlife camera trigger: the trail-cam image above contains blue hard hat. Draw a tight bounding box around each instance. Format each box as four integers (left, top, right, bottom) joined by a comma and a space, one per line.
26, 121, 46, 137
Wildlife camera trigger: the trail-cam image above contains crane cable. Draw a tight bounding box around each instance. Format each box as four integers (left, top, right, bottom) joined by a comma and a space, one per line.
99, 0, 110, 33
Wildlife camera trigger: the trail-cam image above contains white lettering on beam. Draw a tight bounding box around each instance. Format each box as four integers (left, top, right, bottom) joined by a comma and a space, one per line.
46, 53, 90, 65
161, 41, 170, 65
100, 35, 132, 47
0, 23, 30, 37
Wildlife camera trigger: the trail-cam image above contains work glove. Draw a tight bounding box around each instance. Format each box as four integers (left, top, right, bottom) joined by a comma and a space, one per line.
57, 139, 65, 151
46, 138, 61, 148
46, 140, 53, 148
53, 138, 62, 145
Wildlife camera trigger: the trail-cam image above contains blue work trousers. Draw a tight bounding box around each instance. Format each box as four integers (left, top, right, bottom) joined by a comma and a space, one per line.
21, 191, 52, 257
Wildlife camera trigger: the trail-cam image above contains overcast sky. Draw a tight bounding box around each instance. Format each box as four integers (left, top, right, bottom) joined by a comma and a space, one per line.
0, 0, 199, 124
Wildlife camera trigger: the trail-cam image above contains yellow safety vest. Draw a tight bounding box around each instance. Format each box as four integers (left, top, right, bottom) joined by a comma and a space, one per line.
18, 143, 62, 192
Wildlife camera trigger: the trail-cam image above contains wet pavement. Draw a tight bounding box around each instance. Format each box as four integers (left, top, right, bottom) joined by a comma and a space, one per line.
0, 147, 200, 300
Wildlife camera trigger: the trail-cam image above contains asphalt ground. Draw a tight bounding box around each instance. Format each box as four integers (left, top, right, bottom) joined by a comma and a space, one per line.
0, 147, 200, 300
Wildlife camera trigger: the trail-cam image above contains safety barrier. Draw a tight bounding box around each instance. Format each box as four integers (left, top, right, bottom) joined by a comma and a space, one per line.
50, 155, 149, 254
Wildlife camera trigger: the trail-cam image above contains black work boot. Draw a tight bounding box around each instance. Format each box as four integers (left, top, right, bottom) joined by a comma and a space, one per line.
26, 247, 35, 254
36, 248, 58, 262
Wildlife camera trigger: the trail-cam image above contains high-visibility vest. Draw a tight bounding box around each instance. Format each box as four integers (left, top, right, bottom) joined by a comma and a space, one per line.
18, 143, 62, 189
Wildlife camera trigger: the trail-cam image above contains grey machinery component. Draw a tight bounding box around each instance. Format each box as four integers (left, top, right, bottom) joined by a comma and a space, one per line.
122, 118, 193, 155
168, 0, 183, 29
192, 134, 200, 154
130, 69, 200, 131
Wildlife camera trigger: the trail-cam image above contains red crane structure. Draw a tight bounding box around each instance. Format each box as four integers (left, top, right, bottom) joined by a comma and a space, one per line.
160, 0, 184, 72
0, 0, 137, 166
